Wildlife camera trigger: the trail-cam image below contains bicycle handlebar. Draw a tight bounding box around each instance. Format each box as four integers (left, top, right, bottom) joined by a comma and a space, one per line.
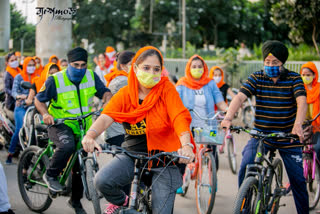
40, 109, 102, 125
189, 109, 225, 121
99, 144, 190, 161
230, 126, 299, 140
304, 112, 320, 126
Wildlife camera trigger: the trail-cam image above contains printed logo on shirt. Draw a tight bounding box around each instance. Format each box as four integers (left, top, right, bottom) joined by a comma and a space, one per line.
291, 154, 302, 163
125, 120, 146, 135
39, 84, 46, 92
194, 90, 204, 95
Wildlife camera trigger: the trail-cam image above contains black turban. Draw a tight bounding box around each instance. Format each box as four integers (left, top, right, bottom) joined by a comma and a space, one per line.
67, 47, 88, 63
262, 40, 288, 64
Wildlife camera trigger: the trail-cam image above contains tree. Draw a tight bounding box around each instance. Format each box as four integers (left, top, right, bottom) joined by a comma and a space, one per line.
10, 3, 35, 52
271, 0, 320, 57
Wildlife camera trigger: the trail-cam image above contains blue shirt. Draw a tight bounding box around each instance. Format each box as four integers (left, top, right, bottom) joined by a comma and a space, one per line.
36, 72, 110, 103
176, 80, 224, 120
12, 74, 30, 107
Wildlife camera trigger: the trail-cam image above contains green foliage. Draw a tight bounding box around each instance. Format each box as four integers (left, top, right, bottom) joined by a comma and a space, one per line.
270, 0, 320, 56
10, 3, 35, 53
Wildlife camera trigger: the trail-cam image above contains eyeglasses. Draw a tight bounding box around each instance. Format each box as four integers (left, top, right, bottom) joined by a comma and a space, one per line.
71, 62, 87, 69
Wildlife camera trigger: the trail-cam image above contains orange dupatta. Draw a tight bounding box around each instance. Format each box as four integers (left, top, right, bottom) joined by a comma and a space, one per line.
209, 66, 226, 88
102, 46, 195, 153
21, 57, 37, 83
49, 55, 60, 66
6, 66, 21, 78
33, 63, 61, 93
176, 55, 212, 90
33, 56, 43, 76
300, 62, 320, 129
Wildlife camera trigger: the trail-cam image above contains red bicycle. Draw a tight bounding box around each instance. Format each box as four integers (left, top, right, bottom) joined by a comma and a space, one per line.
179, 110, 224, 214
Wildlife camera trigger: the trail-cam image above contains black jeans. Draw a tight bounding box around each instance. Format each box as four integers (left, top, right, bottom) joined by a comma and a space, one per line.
47, 123, 83, 201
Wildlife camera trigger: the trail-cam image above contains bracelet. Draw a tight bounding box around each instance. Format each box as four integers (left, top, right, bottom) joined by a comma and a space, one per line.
182, 142, 194, 150
43, 113, 49, 117
87, 129, 99, 137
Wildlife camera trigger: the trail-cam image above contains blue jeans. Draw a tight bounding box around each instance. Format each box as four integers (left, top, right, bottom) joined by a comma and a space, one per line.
95, 154, 182, 214
239, 138, 309, 214
0, 162, 11, 212
8, 106, 27, 154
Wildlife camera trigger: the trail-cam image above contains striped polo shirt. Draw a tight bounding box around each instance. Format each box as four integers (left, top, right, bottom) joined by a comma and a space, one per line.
240, 70, 306, 144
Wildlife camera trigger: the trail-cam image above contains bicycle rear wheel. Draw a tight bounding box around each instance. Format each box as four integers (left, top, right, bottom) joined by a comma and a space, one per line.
17, 146, 52, 213
305, 156, 320, 209
196, 152, 217, 214
233, 176, 259, 214
227, 137, 237, 174
85, 160, 101, 214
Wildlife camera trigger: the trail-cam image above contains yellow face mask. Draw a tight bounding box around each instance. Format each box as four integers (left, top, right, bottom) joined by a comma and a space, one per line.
302, 76, 313, 85
136, 66, 161, 88
190, 68, 204, 79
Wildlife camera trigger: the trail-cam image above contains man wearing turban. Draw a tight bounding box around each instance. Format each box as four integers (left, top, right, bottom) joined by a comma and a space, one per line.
34, 47, 112, 214
221, 40, 309, 213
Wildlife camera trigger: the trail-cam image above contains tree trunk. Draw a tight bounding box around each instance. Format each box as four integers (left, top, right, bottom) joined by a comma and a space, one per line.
312, 22, 320, 57
214, 23, 218, 47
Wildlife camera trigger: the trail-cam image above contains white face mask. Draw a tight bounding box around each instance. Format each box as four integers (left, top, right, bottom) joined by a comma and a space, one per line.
106, 51, 116, 59
213, 76, 222, 83
27, 66, 36, 74
9, 60, 19, 68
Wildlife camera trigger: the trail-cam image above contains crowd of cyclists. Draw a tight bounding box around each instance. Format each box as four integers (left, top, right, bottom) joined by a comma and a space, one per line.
0, 40, 319, 214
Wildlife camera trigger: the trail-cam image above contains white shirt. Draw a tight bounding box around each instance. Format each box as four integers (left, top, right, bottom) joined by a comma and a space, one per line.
192, 88, 207, 128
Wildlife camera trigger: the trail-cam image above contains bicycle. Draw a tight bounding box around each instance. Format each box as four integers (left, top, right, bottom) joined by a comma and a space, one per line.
302, 112, 320, 210
218, 127, 237, 174
17, 110, 102, 214
231, 126, 300, 214
99, 144, 189, 214
179, 109, 224, 214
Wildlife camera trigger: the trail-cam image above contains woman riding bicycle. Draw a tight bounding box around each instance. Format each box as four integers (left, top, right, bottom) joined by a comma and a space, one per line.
6, 57, 37, 164
82, 46, 195, 214
300, 62, 320, 157
175, 55, 228, 193
209, 66, 236, 103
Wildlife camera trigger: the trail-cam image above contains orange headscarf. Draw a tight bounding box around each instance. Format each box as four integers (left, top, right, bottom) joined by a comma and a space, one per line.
6, 65, 21, 79
33, 63, 61, 93
49, 55, 60, 66
33, 56, 43, 76
300, 62, 320, 128
102, 46, 195, 153
104, 61, 128, 87
176, 55, 212, 90
209, 66, 226, 88
21, 57, 37, 83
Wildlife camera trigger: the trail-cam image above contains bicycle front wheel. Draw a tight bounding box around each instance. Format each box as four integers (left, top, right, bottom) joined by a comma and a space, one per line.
17, 146, 52, 213
227, 137, 237, 174
196, 152, 217, 214
305, 156, 320, 210
266, 158, 283, 214
85, 160, 101, 214
233, 176, 259, 214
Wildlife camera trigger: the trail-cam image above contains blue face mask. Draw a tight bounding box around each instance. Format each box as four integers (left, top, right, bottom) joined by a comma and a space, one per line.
264, 66, 280, 78
66, 64, 86, 83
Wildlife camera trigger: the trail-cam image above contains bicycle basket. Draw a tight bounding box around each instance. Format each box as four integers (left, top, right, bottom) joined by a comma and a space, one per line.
193, 120, 224, 145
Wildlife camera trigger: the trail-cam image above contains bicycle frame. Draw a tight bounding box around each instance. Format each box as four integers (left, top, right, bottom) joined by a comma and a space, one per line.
26, 113, 99, 199
303, 144, 320, 180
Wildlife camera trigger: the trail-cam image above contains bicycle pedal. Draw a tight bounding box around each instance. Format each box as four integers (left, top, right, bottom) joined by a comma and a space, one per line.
49, 190, 58, 198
